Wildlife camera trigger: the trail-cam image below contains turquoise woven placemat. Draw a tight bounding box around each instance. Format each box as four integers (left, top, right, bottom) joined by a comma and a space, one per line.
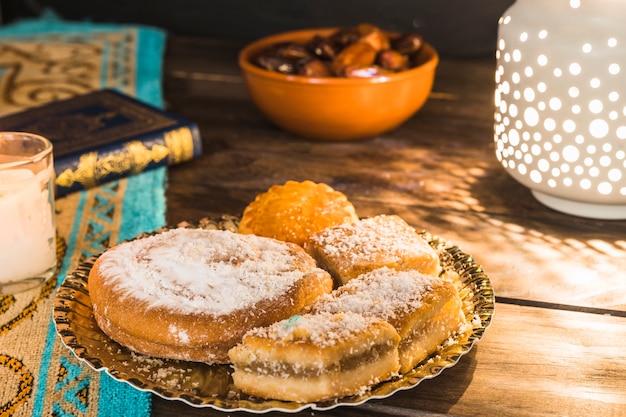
0, 13, 166, 417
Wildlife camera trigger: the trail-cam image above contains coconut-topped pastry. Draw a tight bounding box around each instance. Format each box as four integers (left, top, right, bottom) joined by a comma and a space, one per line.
310, 266, 466, 372
228, 311, 401, 402
305, 214, 441, 286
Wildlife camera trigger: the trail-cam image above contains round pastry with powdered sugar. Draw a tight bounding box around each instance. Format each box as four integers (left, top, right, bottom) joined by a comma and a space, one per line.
88, 228, 333, 363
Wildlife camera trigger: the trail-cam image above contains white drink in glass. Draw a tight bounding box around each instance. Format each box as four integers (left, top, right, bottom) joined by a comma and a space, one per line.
0, 133, 56, 294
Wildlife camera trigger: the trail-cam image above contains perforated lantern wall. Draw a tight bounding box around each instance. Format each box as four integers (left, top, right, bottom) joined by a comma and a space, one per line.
494, 0, 626, 219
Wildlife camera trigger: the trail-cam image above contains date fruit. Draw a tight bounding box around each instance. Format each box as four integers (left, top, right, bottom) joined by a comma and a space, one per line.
253, 23, 426, 78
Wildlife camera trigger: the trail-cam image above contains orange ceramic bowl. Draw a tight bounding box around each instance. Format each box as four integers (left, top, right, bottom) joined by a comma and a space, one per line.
238, 28, 439, 141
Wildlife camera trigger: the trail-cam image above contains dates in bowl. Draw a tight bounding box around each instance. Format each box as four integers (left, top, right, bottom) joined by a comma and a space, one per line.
238, 25, 439, 141
254, 23, 426, 79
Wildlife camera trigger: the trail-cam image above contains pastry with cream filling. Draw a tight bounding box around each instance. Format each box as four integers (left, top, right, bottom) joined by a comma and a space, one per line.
228, 311, 400, 403
88, 228, 333, 363
310, 267, 466, 372
305, 214, 441, 286
238, 180, 359, 247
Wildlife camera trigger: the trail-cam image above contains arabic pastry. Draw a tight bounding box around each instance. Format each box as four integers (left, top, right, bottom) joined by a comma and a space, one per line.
88, 228, 333, 363
238, 180, 359, 246
310, 267, 466, 372
228, 311, 400, 402
305, 214, 441, 286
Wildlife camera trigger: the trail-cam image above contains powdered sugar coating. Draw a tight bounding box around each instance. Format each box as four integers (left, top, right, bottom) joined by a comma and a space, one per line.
308, 214, 436, 267
94, 228, 321, 315
246, 311, 380, 348
312, 267, 441, 320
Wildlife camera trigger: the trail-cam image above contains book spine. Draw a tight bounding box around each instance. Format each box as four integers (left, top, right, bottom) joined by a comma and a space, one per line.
53, 123, 202, 197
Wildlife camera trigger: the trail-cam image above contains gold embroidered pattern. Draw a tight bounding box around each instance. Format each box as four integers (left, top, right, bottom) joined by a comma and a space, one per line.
0, 295, 15, 315
53, 355, 91, 415
0, 355, 34, 417
0, 20, 161, 417
0, 31, 136, 116
0, 237, 66, 336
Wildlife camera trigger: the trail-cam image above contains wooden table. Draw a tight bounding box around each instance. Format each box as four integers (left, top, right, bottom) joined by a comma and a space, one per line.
153, 36, 626, 417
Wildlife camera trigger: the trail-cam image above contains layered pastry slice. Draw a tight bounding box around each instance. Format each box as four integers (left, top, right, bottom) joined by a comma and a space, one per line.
228, 311, 400, 403
305, 214, 441, 287
310, 267, 466, 373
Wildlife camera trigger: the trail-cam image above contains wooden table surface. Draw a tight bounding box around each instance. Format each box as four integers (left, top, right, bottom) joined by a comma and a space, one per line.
153, 36, 626, 417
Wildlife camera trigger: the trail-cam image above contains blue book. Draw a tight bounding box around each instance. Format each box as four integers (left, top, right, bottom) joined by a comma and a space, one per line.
0, 89, 202, 197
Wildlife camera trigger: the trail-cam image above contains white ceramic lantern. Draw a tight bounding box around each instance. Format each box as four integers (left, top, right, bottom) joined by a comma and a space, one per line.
494, 0, 626, 219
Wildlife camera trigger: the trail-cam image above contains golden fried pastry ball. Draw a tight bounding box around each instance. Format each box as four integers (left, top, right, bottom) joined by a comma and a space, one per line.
238, 180, 359, 246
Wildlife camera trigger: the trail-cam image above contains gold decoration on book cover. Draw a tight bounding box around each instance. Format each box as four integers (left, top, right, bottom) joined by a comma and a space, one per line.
56, 140, 171, 189
0, 89, 201, 194
165, 127, 195, 164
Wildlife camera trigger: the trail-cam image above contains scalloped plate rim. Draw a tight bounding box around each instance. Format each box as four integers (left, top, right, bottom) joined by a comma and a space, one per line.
54, 324, 487, 413
53, 220, 495, 413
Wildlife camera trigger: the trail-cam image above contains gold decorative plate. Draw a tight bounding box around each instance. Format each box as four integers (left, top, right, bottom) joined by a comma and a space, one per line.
53, 215, 495, 413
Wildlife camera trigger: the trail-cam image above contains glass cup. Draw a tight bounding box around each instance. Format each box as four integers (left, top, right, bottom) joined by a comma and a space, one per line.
0, 132, 56, 294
